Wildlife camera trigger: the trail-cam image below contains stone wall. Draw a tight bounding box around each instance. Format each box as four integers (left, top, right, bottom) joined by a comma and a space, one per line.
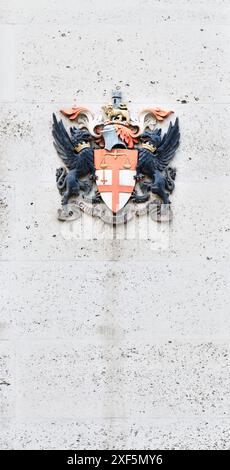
0, 0, 230, 449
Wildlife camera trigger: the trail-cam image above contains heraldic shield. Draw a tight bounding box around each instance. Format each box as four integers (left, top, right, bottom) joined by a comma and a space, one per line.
94, 149, 138, 213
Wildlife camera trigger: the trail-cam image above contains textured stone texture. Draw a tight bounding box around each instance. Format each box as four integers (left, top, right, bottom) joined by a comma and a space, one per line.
0, 0, 230, 450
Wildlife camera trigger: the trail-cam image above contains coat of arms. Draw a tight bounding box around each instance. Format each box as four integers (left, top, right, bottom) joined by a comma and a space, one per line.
53, 91, 180, 224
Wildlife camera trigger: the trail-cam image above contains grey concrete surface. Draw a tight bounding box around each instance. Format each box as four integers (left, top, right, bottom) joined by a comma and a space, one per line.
0, 0, 230, 450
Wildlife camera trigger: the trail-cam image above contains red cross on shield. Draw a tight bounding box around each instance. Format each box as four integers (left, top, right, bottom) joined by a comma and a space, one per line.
94, 149, 138, 213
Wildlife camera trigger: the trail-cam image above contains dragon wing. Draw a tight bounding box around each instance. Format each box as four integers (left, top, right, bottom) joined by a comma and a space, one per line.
52, 113, 78, 170
154, 117, 180, 171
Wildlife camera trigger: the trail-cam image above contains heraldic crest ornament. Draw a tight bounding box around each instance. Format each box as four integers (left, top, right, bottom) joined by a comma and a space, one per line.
52, 91, 180, 224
